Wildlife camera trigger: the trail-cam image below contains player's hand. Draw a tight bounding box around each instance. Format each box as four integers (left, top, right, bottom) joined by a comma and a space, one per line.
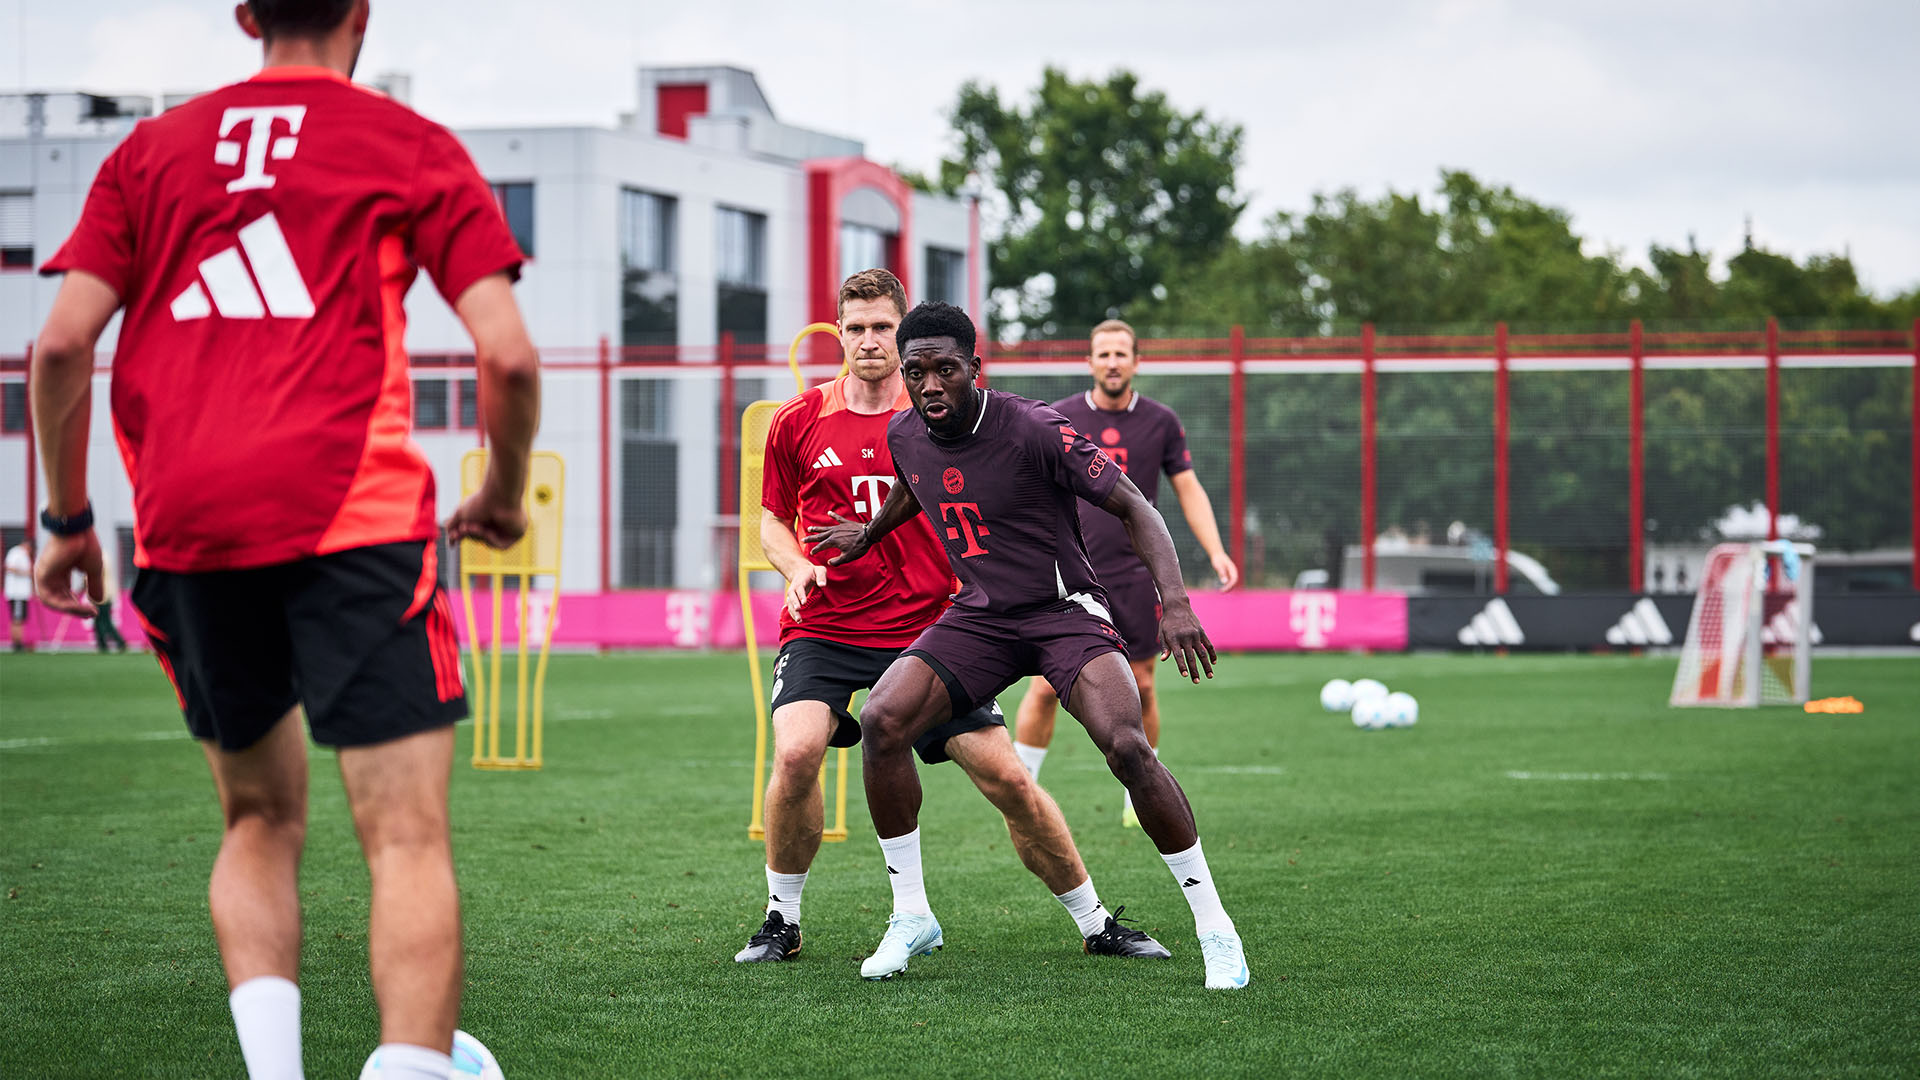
802, 511, 872, 566
785, 564, 827, 622
1210, 551, 1240, 591
1158, 599, 1217, 683
446, 484, 528, 550
35, 529, 104, 617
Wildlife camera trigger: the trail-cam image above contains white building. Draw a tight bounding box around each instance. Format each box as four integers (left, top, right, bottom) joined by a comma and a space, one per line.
0, 67, 984, 591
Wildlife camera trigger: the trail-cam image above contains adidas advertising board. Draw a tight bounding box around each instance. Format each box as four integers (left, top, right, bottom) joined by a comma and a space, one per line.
1409, 593, 1920, 650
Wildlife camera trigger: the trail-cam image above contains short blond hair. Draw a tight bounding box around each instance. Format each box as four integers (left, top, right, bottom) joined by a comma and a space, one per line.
839, 268, 908, 320
1090, 318, 1137, 353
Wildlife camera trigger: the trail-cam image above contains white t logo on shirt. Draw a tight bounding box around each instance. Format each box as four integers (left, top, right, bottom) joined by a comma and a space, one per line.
215, 106, 307, 193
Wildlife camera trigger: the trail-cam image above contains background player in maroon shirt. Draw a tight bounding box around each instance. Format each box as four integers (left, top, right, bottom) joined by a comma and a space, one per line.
1014, 318, 1240, 825
742, 270, 1166, 972
809, 302, 1250, 989
30, 3, 539, 1077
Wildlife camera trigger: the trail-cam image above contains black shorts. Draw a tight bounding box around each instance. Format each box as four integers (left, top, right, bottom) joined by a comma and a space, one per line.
130, 540, 468, 752
7, 599, 25, 622
903, 599, 1126, 718
770, 636, 1005, 765
1102, 570, 1163, 662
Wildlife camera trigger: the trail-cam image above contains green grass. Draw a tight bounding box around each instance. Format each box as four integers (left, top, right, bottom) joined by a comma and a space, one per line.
2, 651, 1916, 1079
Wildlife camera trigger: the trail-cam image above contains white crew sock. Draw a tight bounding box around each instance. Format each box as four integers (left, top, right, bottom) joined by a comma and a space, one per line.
1013, 741, 1048, 778
1121, 746, 1159, 814
766, 866, 808, 924
1053, 877, 1110, 938
363, 1043, 453, 1080
229, 975, 303, 1080
877, 828, 931, 915
1162, 838, 1235, 935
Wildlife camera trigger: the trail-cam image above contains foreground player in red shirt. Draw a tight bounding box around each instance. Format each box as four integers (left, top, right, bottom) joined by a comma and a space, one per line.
1014, 318, 1239, 825
809, 302, 1248, 989
743, 270, 1166, 974
31, 3, 538, 1077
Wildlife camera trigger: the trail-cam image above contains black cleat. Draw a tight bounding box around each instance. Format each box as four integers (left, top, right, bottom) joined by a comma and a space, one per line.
734, 910, 802, 963
1084, 905, 1172, 959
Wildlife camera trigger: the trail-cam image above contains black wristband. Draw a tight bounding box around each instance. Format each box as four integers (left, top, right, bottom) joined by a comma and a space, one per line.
40, 502, 94, 537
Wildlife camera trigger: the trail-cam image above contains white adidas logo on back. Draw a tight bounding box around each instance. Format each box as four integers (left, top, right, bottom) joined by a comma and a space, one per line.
811, 447, 844, 469
1457, 598, 1524, 646
1605, 598, 1674, 646
170, 212, 315, 321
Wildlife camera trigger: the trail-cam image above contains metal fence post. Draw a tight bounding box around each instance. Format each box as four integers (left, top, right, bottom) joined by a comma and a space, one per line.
1629, 319, 1645, 591
599, 334, 612, 592
1228, 324, 1246, 575
1361, 324, 1376, 592
1494, 322, 1510, 595
1766, 317, 1780, 542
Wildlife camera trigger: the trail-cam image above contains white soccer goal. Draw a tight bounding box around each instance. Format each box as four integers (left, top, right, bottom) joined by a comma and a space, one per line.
1670, 541, 1815, 707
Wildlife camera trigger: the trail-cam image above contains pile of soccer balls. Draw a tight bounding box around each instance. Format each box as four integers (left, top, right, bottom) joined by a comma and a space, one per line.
1320, 678, 1419, 731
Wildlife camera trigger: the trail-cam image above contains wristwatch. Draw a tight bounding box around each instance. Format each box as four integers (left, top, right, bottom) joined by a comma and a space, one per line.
39, 502, 94, 537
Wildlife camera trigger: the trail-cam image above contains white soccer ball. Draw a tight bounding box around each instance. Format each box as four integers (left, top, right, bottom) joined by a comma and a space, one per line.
1350, 678, 1389, 705
360, 1031, 502, 1080
1351, 696, 1390, 730
1383, 691, 1419, 727
1319, 678, 1356, 712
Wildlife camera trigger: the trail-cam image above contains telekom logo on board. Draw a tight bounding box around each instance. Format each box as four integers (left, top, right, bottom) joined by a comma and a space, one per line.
1288, 592, 1338, 649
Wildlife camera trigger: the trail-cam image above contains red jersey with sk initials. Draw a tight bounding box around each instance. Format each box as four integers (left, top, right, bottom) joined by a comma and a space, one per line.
761, 376, 954, 648
40, 67, 523, 573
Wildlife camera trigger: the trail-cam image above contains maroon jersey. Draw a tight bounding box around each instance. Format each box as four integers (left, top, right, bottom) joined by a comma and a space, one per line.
761, 376, 955, 648
888, 390, 1123, 615
1052, 391, 1192, 582
41, 66, 523, 573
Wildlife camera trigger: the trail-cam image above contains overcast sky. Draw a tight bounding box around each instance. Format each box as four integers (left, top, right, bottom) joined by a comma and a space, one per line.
9, 0, 1918, 295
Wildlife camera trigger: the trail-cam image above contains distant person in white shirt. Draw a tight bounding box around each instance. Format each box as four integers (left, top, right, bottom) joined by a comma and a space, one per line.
5, 540, 32, 653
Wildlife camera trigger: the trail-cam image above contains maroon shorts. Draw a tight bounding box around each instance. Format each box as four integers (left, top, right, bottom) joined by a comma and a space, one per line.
902, 599, 1126, 717
1101, 570, 1163, 662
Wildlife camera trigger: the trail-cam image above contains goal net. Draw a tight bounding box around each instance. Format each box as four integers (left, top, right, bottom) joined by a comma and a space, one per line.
1670, 541, 1815, 707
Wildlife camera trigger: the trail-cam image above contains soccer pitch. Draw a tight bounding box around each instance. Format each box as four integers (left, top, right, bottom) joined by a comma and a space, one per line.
2, 651, 1915, 1079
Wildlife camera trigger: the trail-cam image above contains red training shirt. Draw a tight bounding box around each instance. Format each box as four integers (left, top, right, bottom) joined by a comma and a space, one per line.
761, 376, 955, 648
41, 66, 523, 573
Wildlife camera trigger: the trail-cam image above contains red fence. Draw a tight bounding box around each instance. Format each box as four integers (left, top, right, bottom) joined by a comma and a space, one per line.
5, 319, 1916, 595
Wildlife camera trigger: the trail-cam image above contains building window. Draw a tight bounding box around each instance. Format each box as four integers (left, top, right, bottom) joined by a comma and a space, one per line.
620, 189, 678, 347
490, 182, 534, 258
457, 378, 479, 430
620, 379, 677, 586
716, 206, 768, 346
1, 381, 25, 433
0, 192, 31, 270
413, 378, 450, 430
840, 223, 889, 281
926, 246, 967, 306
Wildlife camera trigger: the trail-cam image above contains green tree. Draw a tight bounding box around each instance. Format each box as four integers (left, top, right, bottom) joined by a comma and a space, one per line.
936, 68, 1244, 338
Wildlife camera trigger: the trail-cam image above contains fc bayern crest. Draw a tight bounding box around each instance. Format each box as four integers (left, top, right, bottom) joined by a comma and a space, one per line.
1101, 427, 1121, 446
943, 467, 965, 494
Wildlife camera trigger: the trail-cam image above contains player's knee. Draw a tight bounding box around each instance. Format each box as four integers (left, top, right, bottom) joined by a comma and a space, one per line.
772, 741, 826, 785
222, 788, 306, 837
355, 800, 450, 857
1103, 730, 1156, 784
857, 698, 914, 754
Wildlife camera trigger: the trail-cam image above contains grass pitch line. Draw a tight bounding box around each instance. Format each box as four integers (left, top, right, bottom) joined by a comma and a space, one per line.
0, 730, 192, 751
1504, 770, 1671, 781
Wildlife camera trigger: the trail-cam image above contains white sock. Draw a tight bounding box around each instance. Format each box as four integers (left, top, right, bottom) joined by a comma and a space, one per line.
877, 828, 930, 915
1013, 741, 1048, 778
363, 1043, 453, 1080
1053, 877, 1109, 938
766, 866, 807, 924
229, 975, 303, 1080
1162, 838, 1235, 935
1121, 746, 1159, 813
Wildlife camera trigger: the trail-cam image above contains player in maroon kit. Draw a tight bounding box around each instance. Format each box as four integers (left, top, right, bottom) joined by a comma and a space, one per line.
1014, 319, 1239, 825
808, 301, 1249, 988
30, 3, 538, 1077
740, 270, 1166, 974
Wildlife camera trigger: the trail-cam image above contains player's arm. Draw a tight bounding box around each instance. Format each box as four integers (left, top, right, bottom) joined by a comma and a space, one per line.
803, 467, 922, 567
445, 273, 541, 549
29, 270, 119, 615
1101, 473, 1217, 682
1168, 470, 1239, 590
760, 513, 826, 623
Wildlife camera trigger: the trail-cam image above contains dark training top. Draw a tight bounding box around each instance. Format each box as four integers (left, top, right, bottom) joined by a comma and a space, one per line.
1051, 391, 1193, 584
888, 389, 1124, 616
